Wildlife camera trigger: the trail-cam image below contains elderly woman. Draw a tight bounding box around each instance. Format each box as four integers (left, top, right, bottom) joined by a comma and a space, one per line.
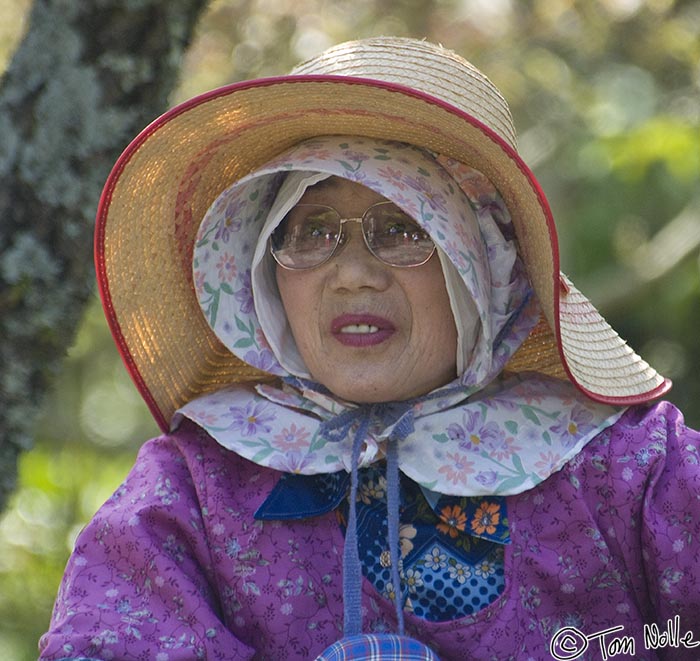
40, 38, 699, 660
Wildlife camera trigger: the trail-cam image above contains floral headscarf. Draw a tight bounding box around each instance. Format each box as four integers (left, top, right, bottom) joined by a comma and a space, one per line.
178, 136, 624, 497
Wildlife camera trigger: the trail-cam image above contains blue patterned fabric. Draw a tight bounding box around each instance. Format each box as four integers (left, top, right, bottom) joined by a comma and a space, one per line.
256, 465, 508, 622
314, 634, 440, 660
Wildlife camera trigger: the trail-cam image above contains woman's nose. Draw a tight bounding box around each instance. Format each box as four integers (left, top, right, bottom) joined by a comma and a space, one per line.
326, 222, 392, 292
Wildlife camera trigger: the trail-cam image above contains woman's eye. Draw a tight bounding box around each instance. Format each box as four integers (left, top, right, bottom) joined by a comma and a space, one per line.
383, 219, 426, 240
371, 205, 425, 238
385, 222, 410, 235
304, 220, 335, 239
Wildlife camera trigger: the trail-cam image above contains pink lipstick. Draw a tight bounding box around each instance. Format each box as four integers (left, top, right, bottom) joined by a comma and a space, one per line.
330, 313, 396, 347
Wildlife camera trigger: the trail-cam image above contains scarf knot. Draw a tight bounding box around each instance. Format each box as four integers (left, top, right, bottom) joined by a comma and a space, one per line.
319, 401, 416, 445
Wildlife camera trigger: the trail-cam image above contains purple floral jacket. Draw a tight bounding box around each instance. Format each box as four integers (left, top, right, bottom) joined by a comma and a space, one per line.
40, 401, 700, 660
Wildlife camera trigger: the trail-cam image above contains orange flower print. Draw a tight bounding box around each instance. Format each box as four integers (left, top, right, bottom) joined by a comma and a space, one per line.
437, 504, 467, 538
471, 501, 501, 536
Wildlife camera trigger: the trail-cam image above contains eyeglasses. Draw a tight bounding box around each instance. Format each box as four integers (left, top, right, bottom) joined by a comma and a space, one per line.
270, 201, 436, 270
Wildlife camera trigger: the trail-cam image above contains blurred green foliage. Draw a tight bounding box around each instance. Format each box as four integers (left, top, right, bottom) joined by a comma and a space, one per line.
1, 0, 698, 658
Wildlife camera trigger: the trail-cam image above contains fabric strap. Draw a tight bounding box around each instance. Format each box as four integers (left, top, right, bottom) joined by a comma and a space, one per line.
325, 403, 414, 636
386, 437, 404, 635
343, 411, 368, 635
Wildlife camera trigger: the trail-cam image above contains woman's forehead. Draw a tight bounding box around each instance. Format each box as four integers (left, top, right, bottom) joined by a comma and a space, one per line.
298, 176, 387, 206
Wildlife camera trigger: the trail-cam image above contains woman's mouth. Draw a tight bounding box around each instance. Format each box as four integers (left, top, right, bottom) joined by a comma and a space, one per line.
340, 323, 379, 334
331, 314, 395, 347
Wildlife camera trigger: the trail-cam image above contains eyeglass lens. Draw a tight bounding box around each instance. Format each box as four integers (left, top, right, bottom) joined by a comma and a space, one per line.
271, 202, 435, 269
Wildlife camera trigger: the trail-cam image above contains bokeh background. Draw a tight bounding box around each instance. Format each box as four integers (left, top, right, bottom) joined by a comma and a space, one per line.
1, 0, 698, 658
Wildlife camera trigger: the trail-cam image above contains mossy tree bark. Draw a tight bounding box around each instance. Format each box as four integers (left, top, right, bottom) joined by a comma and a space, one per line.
0, 0, 209, 511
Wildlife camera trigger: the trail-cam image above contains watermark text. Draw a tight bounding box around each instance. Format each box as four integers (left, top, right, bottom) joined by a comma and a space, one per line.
549, 616, 698, 660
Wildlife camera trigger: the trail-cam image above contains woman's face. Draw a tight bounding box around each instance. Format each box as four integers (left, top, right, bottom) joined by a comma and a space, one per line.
275, 177, 458, 403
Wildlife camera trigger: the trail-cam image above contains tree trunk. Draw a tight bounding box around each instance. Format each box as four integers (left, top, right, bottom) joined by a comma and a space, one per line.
0, 0, 209, 511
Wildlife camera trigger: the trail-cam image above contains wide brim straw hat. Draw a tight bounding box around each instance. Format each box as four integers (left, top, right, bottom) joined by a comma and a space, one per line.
96, 36, 670, 431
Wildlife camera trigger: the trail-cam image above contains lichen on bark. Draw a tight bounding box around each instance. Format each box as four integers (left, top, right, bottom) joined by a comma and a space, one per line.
0, 0, 209, 511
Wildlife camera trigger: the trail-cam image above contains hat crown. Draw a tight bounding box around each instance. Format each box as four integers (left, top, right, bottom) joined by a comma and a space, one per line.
291, 37, 518, 151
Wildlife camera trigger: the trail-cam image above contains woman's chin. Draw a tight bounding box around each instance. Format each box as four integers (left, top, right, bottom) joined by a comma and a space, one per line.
317, 371, 455, 404
320, 380, 407, 405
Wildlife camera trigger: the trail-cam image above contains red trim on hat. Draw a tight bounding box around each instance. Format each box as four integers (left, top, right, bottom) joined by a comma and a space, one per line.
576, 378, 673, 407
95, 175, 171, 433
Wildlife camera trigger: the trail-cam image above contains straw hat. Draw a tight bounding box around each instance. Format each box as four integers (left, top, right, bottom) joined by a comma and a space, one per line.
95, 36, 670, 431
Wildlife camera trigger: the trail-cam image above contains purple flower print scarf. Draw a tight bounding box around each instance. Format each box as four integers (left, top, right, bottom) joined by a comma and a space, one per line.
179, 135, 625, 496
